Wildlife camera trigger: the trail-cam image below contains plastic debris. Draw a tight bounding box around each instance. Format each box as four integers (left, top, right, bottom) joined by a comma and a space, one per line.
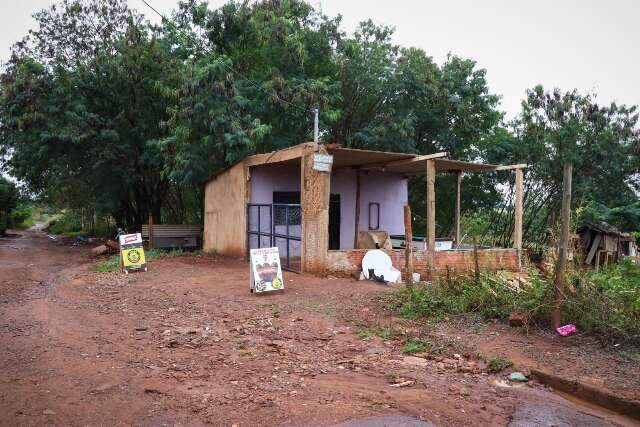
389, 380, 415, 388
508, 372, 528, 382
556, 324, 577, 336
361, 250, 402, 283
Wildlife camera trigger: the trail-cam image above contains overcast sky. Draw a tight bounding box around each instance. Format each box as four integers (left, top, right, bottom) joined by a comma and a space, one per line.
1, 0, 639, 118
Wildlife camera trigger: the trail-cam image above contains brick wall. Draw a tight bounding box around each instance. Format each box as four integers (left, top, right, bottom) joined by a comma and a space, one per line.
326, 248, 519, 277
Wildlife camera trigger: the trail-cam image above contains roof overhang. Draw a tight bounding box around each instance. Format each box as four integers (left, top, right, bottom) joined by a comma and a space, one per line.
327, 146, 526, 175
203, 142, 527, 184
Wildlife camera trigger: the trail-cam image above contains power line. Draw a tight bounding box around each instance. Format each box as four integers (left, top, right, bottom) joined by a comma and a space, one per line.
139, 0, 312, 113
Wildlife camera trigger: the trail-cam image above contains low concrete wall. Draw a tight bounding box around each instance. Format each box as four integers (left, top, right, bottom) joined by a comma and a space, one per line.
326, 248, 519, 276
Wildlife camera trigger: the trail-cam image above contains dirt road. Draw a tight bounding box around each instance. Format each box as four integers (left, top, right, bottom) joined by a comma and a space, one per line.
0, 229, 636, 426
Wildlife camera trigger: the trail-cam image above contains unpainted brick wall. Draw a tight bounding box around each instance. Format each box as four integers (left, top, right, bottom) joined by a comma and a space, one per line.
326, 249, 519, 276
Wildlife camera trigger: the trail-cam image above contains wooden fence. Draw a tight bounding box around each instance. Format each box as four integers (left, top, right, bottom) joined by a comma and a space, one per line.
141, 224, 201, 249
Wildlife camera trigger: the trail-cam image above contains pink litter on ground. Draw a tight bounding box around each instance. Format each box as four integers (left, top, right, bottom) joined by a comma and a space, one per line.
556, 324, 577, 336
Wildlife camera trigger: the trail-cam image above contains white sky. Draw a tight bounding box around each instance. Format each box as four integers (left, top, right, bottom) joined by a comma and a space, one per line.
1, 0, 639, 119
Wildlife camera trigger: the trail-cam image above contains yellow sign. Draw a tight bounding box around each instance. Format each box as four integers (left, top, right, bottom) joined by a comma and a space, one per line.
118, 233, 147, 273
122, 247, 146, 267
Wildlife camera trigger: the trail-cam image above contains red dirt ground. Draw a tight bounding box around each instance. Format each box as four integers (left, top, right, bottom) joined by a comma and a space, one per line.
0, 229, 638, 426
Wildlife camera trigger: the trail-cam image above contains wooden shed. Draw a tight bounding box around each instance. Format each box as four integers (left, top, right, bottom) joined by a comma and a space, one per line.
579, 221, 638, 268
203, 142, 526, 277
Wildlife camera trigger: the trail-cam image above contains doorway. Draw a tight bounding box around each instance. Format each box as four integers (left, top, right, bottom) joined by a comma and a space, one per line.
329, 194, 340, 250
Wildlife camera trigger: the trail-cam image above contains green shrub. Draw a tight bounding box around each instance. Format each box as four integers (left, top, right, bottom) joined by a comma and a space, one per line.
49, 212, 82, 234
486, 356, 512, 373
564, 259, 640, 343
9, 205, 33, 228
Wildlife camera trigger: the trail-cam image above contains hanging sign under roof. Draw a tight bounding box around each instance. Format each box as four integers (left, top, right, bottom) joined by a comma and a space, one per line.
313, 153, 333, 173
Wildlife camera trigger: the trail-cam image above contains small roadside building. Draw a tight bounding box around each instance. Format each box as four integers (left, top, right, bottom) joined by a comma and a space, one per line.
203, 142, 526, 277
578, 221, 638, 268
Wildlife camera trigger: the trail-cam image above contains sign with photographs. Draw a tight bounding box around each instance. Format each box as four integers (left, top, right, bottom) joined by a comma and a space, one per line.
118, 232, 147, 273
249, 247, 284, 293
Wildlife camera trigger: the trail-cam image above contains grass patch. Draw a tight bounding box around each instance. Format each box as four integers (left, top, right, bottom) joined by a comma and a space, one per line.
95, 248, 202, 273
486, 356, 513, 373
402, 338, 428, 354
355, 328, 373, 340
305, 303, 338, 318
97, 255, 120, 273
621, 349, 640, 363
378, 326, 401, 340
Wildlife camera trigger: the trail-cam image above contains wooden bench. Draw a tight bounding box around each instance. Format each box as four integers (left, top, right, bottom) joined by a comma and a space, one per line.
141, 224, 202, 249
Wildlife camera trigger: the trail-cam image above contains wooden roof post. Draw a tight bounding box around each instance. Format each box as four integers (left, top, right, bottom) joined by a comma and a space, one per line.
404, 205, 414, 285
353, 168, 361, 249
455, 171, 462, 247
514, 168, 524, 268
426, 159, 436, 279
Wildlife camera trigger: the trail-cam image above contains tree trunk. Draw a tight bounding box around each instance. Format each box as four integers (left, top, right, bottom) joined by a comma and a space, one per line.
552, 163, 572, 329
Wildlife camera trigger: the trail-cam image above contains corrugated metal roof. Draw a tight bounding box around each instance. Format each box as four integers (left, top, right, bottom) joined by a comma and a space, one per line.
203, 142, 523, 184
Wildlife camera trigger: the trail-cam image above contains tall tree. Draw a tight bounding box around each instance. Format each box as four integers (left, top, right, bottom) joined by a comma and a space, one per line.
484, 86, 640, 247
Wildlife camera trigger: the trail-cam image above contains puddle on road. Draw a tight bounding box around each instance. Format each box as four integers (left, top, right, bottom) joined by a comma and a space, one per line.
550, 390, 639, 427
509, 402, 616, 427
328, 416, 435, 427
504, 383, 638, 427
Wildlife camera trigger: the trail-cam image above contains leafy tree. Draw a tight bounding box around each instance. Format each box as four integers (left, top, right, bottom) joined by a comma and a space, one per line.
11, 0, 133, 67
2, 0, 635, 249
1, 1, 176, 227
0, 176, 18, 234
484, 86, 640, 247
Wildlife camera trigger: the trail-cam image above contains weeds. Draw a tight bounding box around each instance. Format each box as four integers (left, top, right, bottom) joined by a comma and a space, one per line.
385, 371, 401, 384
402, 338, 428, 354
304, 303, 338, 318
390, 261, 640, 344
563, 259, 640, 343
486, 356, 512, 373
356, 328, 373, 340
378, 326, 401, 340
394, 270, 550, 322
